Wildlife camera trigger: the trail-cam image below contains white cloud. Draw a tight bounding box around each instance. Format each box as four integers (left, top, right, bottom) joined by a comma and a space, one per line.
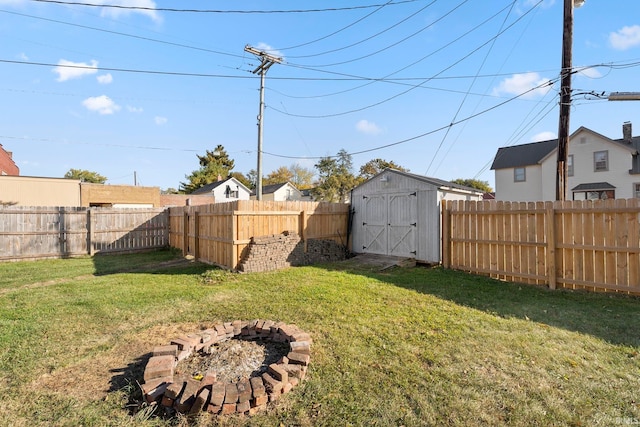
154, 116, 168, 125
127, 105, 143, 113
53, 59, 98, 82
97, 73, 113, 84
82, 95, 120, 115
609, 25, 640, 50
531, 131, 556, 142
356, 119, 382, 135
18, 52, 28, 61
254, 42, 285, 61
97, 0, 161, 23
576, 66, 602, 79
492, 72, 552, 99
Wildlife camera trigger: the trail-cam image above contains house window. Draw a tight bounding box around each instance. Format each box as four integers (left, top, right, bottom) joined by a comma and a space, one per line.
514, 167, 526, 182
594, 151, 608, 172
225, 185, 239, 198
567, 155, 574, 177
634, 183, 640, 198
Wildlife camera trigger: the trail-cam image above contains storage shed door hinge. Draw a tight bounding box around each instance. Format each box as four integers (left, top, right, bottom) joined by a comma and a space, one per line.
411, 250, 417, 255
409, 192, 417, 196
363, 195, 368, 199
411, 222, 417, 227
363, 222, 367, 226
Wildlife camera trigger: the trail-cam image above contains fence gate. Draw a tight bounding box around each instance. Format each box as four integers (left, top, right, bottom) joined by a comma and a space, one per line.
362, 192, 417, 258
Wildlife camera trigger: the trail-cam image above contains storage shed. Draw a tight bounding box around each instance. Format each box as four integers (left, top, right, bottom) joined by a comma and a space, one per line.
350, 169, 484, 263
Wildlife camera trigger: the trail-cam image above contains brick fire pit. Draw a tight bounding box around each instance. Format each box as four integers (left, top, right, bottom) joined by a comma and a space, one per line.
140, 320, 311, 416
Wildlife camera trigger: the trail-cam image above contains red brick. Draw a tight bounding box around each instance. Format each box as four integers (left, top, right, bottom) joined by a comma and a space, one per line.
268, 363, 288, 384
145, 381, 168, 404
288, 377, 300, 388
207, 404, 221, 414
210, 383, 225, 406
164, 381, 185, 400
161, 395, 174, 407
176, 349, 191, 362
291, 332, 311, 343
261, 372, 283, 394
141, 377, 171, 396
153, 344, 178, 357
202, 370, 217, 386
236, 379, 252, 403
281, 364, 303, 379
189, 388, 210, 414
250, 376, 266, 398
143, 355, 175, 381
290, 341, 311, 355
287, 351, 310, 366
170, 337, 195, 351
174, 378, 200, 413
282, 382, 293, 394
221, 403, 237, 414
224, 383, 238, 404
236, 400, 250, 413
253, 395, 268, 406
269, 391, 281, 402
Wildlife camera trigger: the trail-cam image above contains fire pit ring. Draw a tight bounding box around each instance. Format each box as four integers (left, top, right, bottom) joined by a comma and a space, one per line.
140, 320, 311, 416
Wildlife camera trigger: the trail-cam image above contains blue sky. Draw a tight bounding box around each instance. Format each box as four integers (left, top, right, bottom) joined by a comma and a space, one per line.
1, 0, 640, 191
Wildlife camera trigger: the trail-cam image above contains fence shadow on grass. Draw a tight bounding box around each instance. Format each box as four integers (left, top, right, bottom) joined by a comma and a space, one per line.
91, 248, 210, 277
329, 261, 640, 348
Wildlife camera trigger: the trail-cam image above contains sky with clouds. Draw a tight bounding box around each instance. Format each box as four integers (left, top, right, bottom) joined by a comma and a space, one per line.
1, 0, 640, 190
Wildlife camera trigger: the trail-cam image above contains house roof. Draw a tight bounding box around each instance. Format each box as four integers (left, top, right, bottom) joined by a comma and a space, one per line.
571, 182, 616, 191
355, 168, 484, 194
253, 182, 300, 196
191, 177, 250, 195
491, 126, 640, 170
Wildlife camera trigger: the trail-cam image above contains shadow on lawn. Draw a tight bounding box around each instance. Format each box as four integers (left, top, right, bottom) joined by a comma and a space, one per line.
330, 261, 640, 348
91, 248, 209, 277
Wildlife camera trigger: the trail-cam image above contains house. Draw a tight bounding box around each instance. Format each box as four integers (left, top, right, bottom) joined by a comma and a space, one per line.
251, 182, 302, 201
491, 122, 640, 201
350, 169, 484, 264
191, 177, 251, 201
0, 144, 19, 176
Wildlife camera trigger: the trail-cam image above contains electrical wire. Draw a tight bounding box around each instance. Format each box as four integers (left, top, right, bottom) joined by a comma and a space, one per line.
30, 0, 427, 14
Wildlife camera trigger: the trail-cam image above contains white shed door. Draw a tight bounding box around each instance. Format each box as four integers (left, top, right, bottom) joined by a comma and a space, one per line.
362, 192, 417, 258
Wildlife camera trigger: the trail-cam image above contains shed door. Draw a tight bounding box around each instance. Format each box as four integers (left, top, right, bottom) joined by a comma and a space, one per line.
362, 192, 417, 257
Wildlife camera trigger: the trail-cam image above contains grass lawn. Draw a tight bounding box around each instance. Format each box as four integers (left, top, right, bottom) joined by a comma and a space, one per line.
0, 249, 638, 426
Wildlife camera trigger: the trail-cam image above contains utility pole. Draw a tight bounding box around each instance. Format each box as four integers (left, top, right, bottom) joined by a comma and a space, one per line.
244, 44, 282, 201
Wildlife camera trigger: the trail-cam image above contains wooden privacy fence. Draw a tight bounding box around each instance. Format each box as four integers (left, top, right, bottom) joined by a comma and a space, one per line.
168, 200, 350, 270
442, 199, 640, 295
0, 206, 169, 261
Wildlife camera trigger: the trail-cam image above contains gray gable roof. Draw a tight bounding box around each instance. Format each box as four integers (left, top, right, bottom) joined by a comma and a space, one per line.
356, 168, 484, 194
490, 139, 557, 170
491, 127, 640, 171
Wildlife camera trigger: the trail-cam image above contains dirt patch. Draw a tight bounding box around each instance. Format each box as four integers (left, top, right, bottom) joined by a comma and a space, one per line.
176, 338, 289, 383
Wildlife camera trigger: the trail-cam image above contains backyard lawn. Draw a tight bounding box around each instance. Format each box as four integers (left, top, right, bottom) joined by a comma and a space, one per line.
0, 249, 638, 426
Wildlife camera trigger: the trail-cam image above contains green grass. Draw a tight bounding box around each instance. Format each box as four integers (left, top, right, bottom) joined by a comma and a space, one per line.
0, 250, 638, 426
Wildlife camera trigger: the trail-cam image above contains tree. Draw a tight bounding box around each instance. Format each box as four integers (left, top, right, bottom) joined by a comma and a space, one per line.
451, 178, 493, 193
263, 166, 293, 186
262, 164, 315, 189
64, 168, 107, 184
358, 158, 408, 180
180, 145, 235, 193
311, 149, 357, 203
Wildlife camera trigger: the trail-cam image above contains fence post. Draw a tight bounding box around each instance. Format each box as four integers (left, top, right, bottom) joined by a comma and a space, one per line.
183, 211, 189, 256
232, 210, 238, 270
87, 208, 95, 255
299, 210, 308, 252
193, 211, 200, 261
545, 203, 557, 290
441, 200, 451, 268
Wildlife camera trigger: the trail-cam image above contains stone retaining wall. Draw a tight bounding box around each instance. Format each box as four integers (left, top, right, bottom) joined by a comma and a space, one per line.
238, 231, 348, 273
141, 320, 311, 416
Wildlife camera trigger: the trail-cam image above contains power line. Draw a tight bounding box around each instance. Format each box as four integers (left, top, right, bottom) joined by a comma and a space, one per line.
30, 0, 427, 14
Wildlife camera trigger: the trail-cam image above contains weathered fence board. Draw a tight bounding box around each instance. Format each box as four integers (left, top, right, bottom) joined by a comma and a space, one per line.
169, 200, 350, 270
443, 199, 640, 295
0, 206, 168, 260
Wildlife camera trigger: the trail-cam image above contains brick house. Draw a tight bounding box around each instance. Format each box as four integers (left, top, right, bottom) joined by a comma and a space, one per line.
0, 144, 19, 176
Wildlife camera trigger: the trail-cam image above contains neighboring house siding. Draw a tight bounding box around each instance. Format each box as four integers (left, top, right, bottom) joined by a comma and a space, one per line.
494, 166, 545, 202
0, 176, 80, 206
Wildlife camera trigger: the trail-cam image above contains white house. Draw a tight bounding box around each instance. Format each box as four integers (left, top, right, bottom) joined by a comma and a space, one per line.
191, 177, 251, 201
350, 169, 484, 263
251, 182, 302, 201
491, 122, 640, 201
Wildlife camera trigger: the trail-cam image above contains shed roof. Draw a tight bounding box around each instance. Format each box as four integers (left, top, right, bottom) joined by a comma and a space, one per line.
354, 169, 484, 194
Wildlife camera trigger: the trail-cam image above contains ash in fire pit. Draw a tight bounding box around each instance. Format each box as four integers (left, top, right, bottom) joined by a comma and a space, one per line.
140, 320, 311, 416
177, 338, 290, 383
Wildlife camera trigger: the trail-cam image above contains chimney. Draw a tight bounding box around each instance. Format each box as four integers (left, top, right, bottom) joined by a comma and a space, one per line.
623, 121, 632, 143
217, 174, 223, 181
